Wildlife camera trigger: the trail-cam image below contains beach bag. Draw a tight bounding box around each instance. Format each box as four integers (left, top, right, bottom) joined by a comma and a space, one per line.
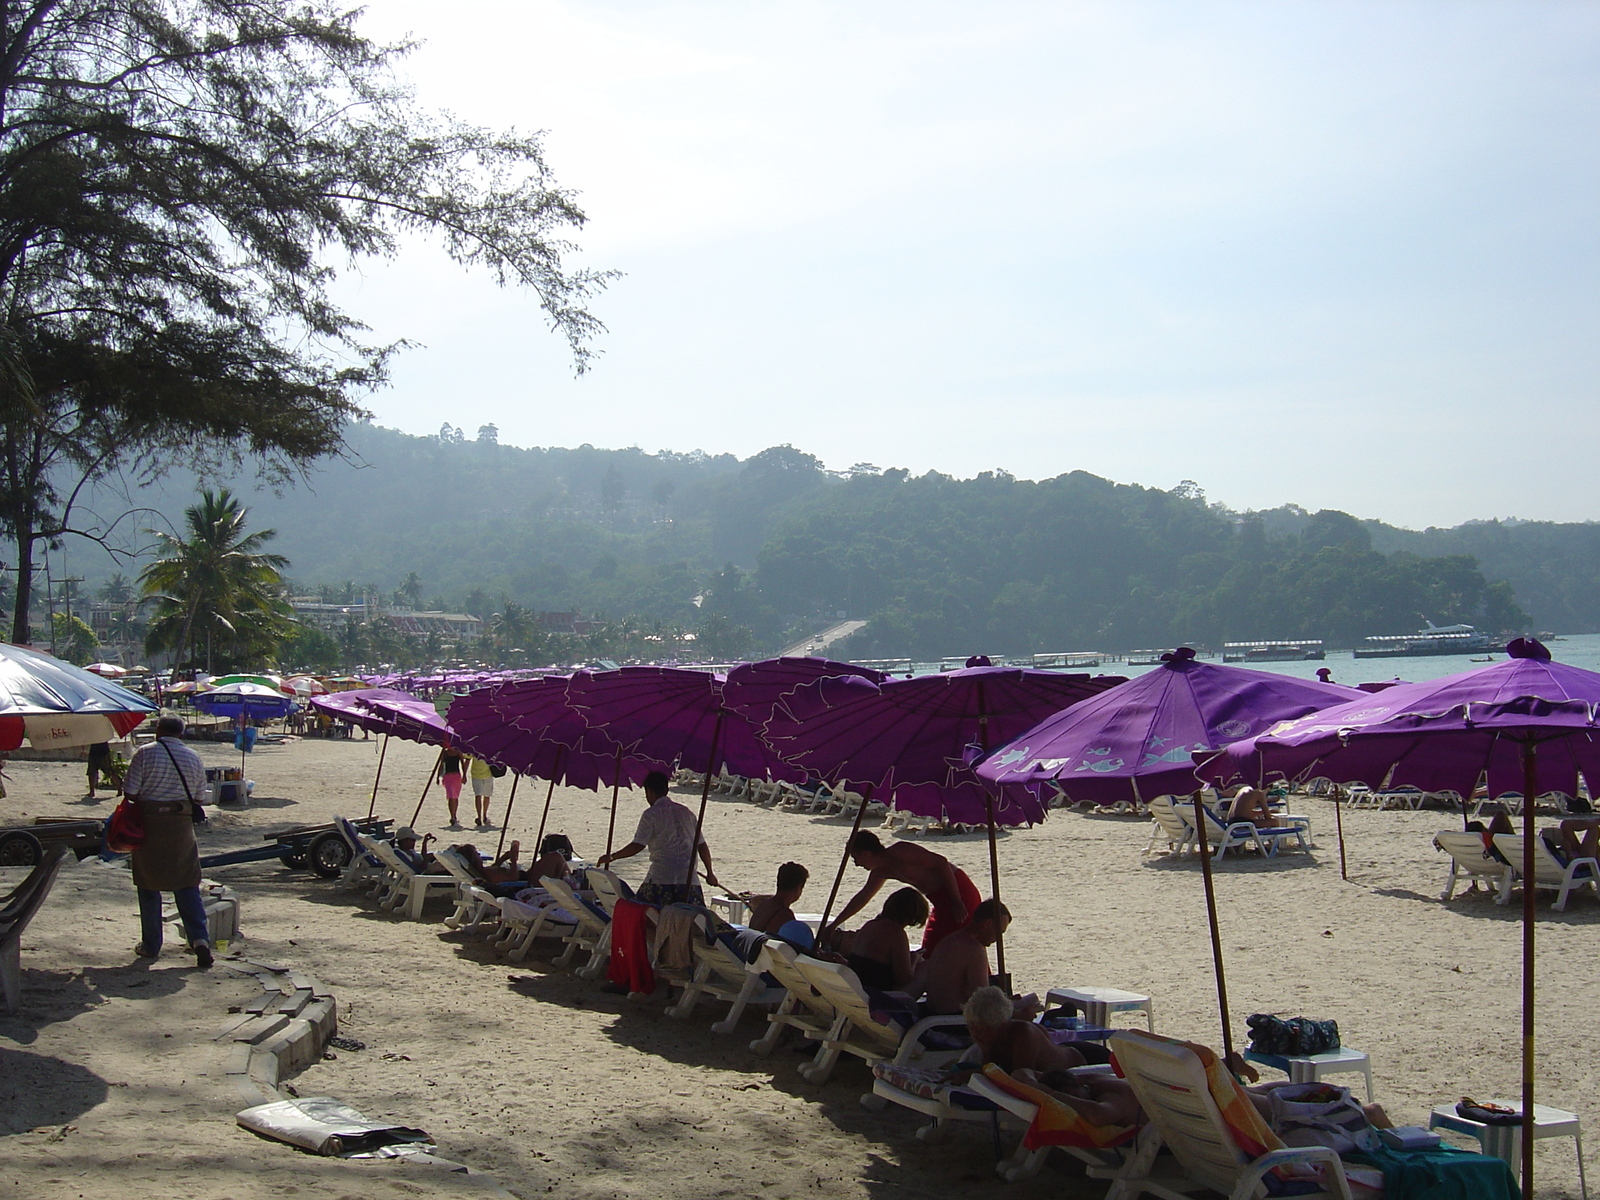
107, 797, 145, 853
1268, 1083, 1376, 1153
489, 763, 507, 778
1247, 1013, 1340, 1056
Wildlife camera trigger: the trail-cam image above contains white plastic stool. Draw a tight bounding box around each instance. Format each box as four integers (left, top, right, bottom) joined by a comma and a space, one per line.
1244, 1046, 1374, 1102
1046, 986, 1155, 1031
1430, 1102, 1587, 1199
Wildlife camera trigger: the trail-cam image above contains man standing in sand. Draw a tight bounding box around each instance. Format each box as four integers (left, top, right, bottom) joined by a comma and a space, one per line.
822, 830, 979, 952
122, 716, 212, 968
597, 770, 719, 905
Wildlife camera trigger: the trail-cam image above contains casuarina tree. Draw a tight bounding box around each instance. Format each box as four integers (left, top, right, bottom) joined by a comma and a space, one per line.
0, 0, 614, 642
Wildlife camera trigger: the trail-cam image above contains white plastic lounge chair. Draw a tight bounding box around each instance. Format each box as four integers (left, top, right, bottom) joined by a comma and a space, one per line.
334, 816, 385, 892
1374, 786, 1426, 810
1143, 795, 1197, 856
788, 955, 968, 1083
964, 1066, 1126, 1182
2, 847, 68, 1015
1492, 833, 1600, 912
750, 940, 843, 1055
538, 874, 612, 976
358, 833, 456, 920
1103, 1030, 1355, 1200
1341, 783, 1376, 809
433, 848, 500, 932
1182, 800, 1310, 858
1434, 830, 1514, 900
663, 920, 786, 1032
493, 888, 578, 961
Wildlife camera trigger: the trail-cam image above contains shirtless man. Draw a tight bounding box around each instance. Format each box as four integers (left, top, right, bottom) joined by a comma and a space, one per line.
913, 899, 1030, 1016
963, 986, 1089, 1073
823, 831, 980, 952
747, 861, 809, 934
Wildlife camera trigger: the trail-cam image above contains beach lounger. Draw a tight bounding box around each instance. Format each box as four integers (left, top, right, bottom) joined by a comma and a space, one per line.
1, 846, 68, 1015
539, 874, 612, 977
493, 888, 578, 961
1143, 795, 1197, 856
358, 833, 456, 920
964, 1065, 1131, 1182
1434, 830, 1514, 900
1492, 833, 1600, 911
1102, 1029, 1358, 1200
663, 918, 786, 1033
433, 848, 500, 932
1373, 786, 1426, 810
334, 816, 385, 892
1182, 800, 1310, 858
749, 940, 843, 1055
1342, 783, 1376, 809
789, 955, 969, 1084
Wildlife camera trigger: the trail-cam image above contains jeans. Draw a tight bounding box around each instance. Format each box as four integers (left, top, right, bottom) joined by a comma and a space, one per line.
138, 886, 210, 952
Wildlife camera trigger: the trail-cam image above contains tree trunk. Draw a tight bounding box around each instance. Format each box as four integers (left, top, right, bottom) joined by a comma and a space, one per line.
11, 520, 33, 644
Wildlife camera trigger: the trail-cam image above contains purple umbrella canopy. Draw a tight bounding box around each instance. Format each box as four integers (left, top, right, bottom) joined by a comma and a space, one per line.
448, 675, 660, 790
977, 648, 1365, 804
756, 665, 1124, 825
566, 666, 802, 781
1201, 639, 1600, 798
721, 657, 887, 729
310, 688, 454, 748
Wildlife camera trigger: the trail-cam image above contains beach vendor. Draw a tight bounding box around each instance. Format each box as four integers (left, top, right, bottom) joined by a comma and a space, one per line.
822, 830, 980, 951
596, 770, 719, 905
469, 755, 495, 828
122, 716, 212, 968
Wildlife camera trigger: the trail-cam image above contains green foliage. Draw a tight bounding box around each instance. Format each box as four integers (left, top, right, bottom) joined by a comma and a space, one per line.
278, 623, 342, 674
50, 613, 99, 665
140, 489, 293, 673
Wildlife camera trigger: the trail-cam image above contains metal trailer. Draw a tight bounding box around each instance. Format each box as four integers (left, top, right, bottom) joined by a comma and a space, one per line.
197, 817, 395, 879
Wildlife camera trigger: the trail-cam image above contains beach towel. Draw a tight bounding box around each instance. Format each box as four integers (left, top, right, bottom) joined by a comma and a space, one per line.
1345, 1143, 1519, 1200
980, 1064, 1137, 1152
653, 904, 698, 972
608, 898, 654, 994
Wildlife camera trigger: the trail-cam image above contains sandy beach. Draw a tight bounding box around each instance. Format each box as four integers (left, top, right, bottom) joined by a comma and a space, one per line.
3, 735, 1595, 1199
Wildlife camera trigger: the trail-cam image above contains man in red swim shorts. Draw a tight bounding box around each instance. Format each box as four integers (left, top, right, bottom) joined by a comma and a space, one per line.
822, 830, 981, 952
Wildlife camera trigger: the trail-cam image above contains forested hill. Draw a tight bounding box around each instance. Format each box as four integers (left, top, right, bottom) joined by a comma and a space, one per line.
69, 423, 1600, 658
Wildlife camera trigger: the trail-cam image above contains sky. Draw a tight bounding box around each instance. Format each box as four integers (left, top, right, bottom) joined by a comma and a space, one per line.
335, 0, 1599, 529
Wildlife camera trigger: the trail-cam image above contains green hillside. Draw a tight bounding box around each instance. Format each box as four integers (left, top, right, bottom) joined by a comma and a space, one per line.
57, 423, 1597, 661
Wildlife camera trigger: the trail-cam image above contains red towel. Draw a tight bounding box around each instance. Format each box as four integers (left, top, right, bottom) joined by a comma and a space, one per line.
608, 897, 655, 994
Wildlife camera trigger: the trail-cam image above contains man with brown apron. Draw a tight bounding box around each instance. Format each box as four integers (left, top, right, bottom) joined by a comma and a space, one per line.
122, 716, 212, 967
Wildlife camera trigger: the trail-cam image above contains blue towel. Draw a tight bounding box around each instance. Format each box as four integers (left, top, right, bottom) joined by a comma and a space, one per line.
1345, 1144, 1520, 1200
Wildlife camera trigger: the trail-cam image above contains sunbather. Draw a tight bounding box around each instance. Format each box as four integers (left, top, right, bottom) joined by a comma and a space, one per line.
1013, 1067, 1144, 1126
1226, 786, 1281, 828
393, 826, 441, 873
913, 899, 1036, 1017
746, 861, 808, 934
845, 887, 927, 991
963, 986, 1090, 1072
530, 833, 580, 883
1543, 817, 1600, 864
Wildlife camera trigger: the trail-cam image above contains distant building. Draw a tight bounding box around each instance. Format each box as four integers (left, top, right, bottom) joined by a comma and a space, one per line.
387, 610, 483, 641
536, 610, 598, 636
289, 598, 373, 632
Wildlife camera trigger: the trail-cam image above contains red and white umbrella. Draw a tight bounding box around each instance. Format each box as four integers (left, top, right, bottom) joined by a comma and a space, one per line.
85, 662, 127, 678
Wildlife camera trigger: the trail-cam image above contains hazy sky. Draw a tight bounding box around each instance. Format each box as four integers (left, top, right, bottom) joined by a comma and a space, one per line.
337, 1, 1598, 529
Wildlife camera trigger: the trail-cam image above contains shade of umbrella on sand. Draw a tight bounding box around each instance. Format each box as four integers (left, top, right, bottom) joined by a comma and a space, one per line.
746, 661, 1122, 977
1201, 637, 1600, 1196
0, 643, 157, 749
976, 647, 1364, 1051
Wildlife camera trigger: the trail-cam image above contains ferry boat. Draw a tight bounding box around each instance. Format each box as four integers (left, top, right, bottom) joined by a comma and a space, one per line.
1353, 621, 1500, 660
1222, 640, 1325, 663
1032, 651, 1103, 670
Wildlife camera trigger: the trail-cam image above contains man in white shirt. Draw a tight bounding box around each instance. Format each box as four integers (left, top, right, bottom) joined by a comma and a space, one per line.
597, 771, 719, 905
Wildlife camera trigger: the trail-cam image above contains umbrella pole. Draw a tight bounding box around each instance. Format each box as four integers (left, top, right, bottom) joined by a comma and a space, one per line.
365, 733, 391, 820
535, 746, 565, 862
494, 772, 522, 859
817, 783, 874, 947
1334, 792, 1348, 882
605, 744, 623, 859
409, 745, 447, 828
1191, 789, 1235, 1065
685, 713, 724, 891
983, 789, 1008, 990
1520, 743, 1537, 1200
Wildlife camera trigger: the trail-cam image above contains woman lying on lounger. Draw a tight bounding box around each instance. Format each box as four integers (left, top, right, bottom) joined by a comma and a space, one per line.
457, 834, 581, 892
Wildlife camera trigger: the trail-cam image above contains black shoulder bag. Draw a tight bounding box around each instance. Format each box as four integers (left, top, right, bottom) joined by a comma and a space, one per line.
161, 739, 207, 825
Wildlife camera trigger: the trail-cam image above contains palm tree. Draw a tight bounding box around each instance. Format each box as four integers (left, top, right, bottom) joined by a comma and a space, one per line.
139, 489, 292, 675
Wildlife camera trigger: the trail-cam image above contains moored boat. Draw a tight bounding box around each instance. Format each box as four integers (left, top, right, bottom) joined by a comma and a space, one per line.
1353, 621, 1500, 659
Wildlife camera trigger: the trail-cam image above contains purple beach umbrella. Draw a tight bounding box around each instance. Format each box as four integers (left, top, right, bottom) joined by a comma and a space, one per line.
311, 688, 456, 822
1201, 638, 1600, 1196
975, 647, 1364, 1058
755, 664, 1123, 977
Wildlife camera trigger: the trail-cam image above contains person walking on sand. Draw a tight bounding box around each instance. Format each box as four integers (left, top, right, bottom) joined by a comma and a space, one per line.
438, 747, 467, 828
469, 755, 496, 827
122, 716, 212, 967
822, 830, 980, 953
596, 770, 719, 906
85, 740, 113, 799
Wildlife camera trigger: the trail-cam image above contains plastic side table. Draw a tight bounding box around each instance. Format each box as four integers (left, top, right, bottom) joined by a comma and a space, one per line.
1045, 986, 1154, 1031
1243, 1046, 1374, 1102
1429, 1102, 1587, 1199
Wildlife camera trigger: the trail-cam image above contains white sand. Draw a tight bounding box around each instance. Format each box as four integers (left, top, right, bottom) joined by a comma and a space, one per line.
3, 736, 1595, 1198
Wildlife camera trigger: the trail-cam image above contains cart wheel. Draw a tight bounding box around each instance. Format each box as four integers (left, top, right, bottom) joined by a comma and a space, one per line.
278, 848, 307, 870
307, 831, 350, 879
0, 829, 43, 867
